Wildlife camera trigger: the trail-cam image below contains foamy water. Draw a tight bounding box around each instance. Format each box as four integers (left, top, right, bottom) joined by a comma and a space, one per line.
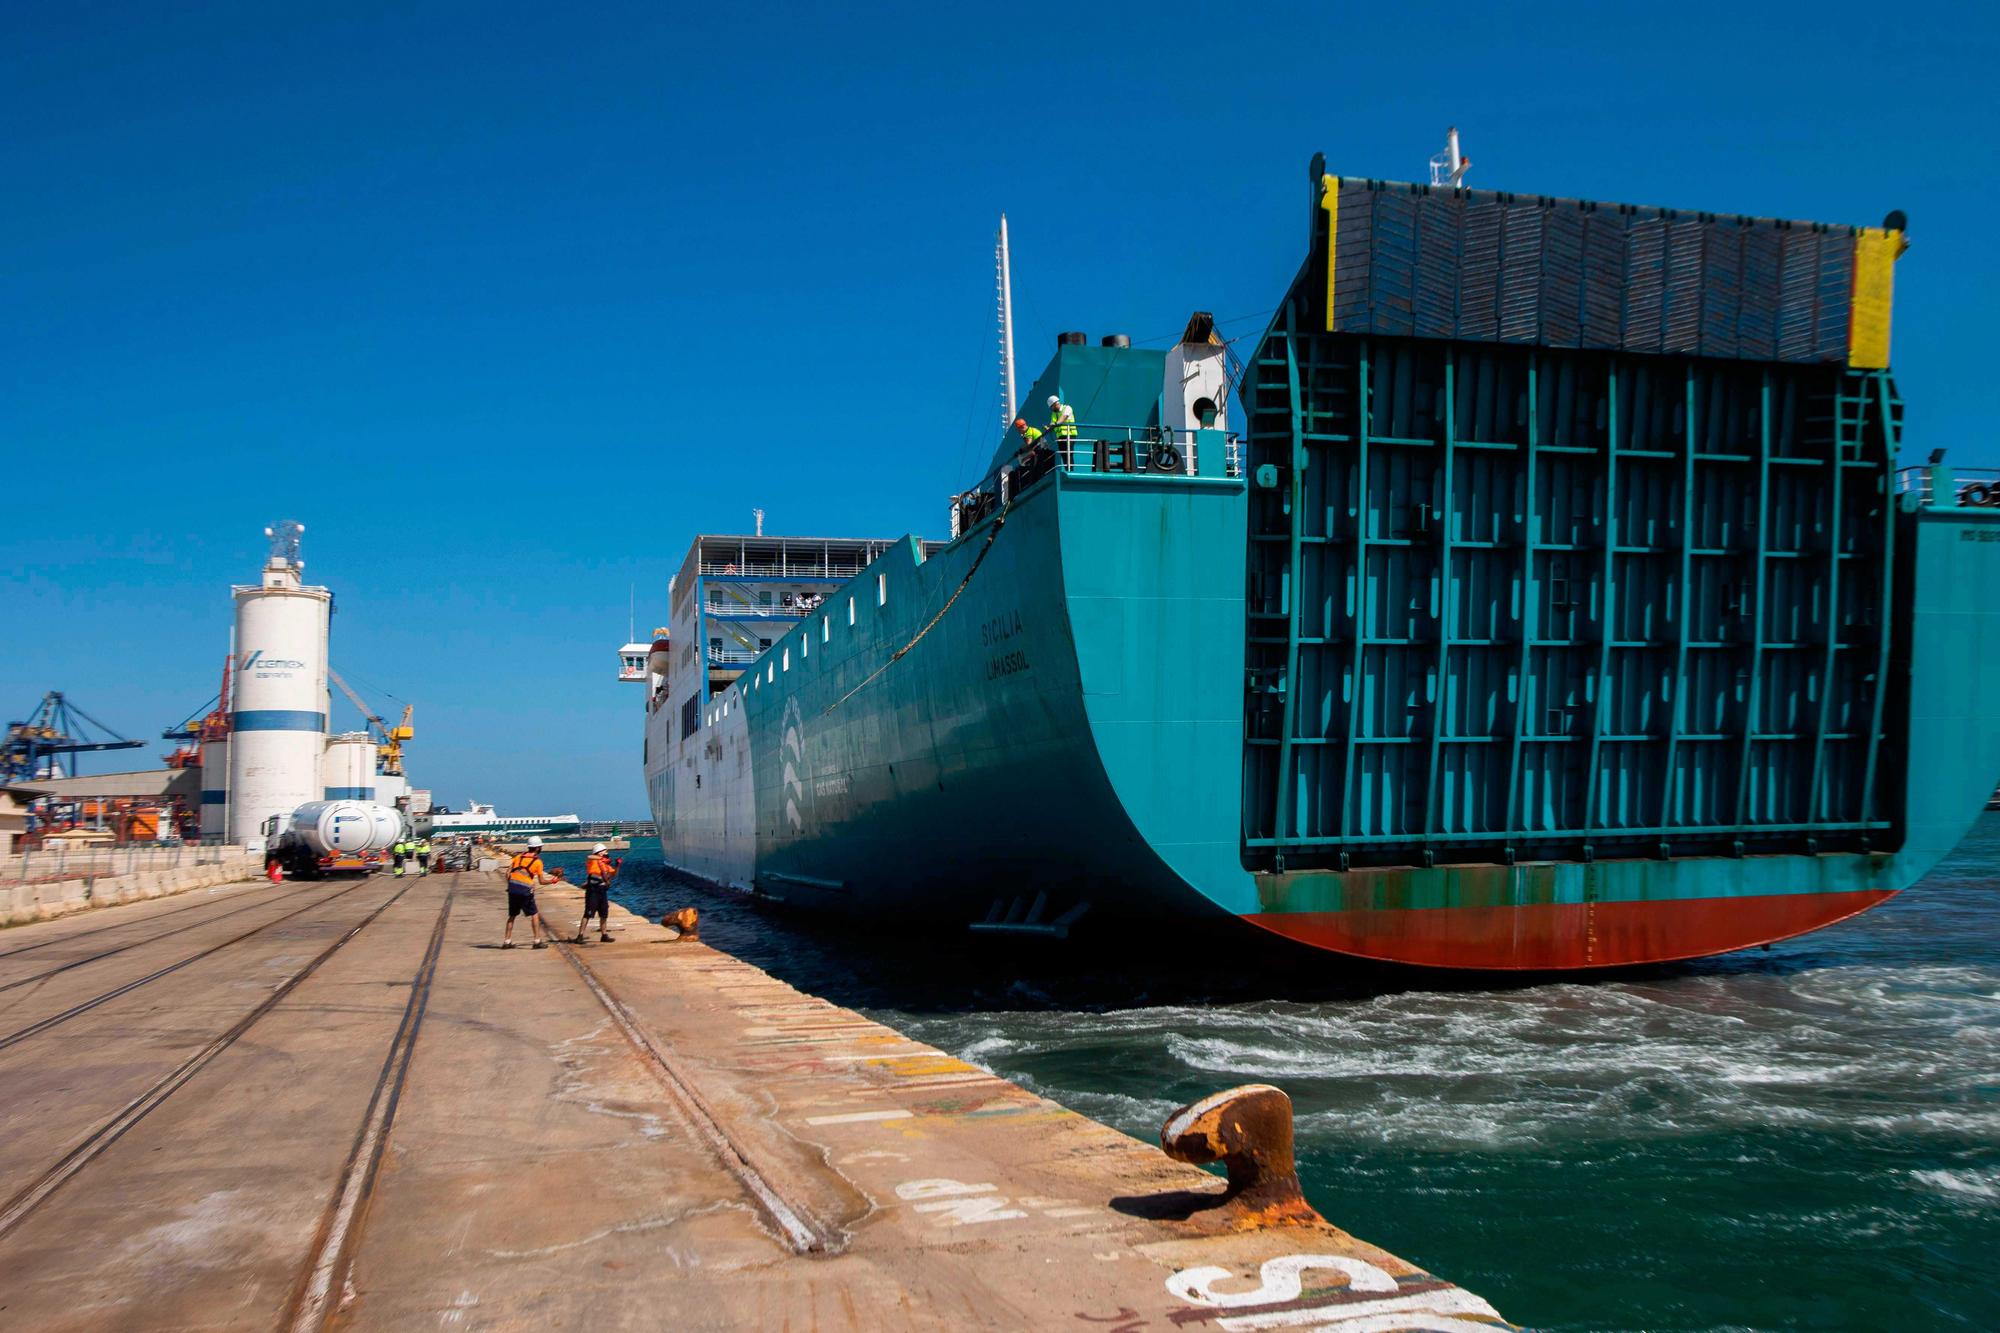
606, 818, 2000, 1332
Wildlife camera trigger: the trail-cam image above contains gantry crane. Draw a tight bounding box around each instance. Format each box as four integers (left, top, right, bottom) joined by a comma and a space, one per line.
327, 668, 414, 776
3, 692, 145, 785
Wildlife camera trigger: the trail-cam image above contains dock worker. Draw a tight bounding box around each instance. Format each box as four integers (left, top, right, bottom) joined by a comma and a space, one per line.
573, 843, 621, 943
391, 838, 407, 877
416, 837, 431, 875
504, 835, 558, 950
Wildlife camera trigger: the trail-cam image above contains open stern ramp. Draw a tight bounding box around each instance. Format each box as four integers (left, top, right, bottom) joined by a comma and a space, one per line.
1234, 165, 2000, 967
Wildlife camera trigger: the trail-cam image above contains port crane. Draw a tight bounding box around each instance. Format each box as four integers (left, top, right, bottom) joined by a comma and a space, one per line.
2, 692, 145, 785
327, 668, 414, 776
162, 655, 235, 767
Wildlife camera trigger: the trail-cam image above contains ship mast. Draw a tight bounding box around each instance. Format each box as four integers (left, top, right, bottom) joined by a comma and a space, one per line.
1428, 126, 1471, 188
997, 214, 1017, 429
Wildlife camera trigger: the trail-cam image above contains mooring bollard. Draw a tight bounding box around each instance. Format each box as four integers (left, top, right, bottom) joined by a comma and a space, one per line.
1160, 1083, 1320, 1228
661, 907, 700, 940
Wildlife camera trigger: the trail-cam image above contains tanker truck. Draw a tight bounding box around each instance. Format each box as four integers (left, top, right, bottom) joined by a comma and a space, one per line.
262, 800, 406, 880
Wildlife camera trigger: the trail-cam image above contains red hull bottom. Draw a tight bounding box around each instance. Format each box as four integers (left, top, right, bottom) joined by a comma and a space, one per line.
1243, 889, 1898, 970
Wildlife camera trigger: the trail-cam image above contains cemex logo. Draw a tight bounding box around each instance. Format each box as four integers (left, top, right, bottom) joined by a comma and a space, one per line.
240, 650, 306, 671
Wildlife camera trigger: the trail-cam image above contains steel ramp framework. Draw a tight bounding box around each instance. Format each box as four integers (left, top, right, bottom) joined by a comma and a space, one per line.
1240, 313, 1904, 872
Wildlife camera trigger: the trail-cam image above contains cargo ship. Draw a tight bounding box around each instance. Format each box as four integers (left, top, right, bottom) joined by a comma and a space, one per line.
635, 154, 2000, 970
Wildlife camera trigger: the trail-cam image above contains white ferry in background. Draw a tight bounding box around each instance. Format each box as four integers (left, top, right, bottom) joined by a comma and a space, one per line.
425, 801, 581, 838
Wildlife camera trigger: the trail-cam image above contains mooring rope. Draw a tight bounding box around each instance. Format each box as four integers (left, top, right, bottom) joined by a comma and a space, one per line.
821, 500, 1011, 716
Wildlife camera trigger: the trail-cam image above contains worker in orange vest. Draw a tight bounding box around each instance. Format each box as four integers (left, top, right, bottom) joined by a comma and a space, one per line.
504, 836, 558, 950
574, 843, 620, 943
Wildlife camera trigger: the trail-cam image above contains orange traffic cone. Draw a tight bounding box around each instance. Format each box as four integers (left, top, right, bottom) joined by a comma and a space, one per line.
267, 860, 284, 884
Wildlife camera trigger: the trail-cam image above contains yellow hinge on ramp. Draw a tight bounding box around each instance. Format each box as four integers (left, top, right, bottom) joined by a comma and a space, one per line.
1849, 226, 1904, 370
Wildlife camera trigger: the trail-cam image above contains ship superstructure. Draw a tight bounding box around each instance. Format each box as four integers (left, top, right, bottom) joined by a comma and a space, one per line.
636, 159, 2000, 970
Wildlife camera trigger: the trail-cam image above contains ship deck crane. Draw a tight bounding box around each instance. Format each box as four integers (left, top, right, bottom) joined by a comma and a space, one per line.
3, 692, 146, 785
327, 668, 414, 776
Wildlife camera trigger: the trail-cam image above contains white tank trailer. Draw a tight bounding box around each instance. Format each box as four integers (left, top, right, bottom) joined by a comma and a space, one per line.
321, 733, 377, 801
267, 799, 406, 878
198, 736, 230, 841
227, 522, 332, 850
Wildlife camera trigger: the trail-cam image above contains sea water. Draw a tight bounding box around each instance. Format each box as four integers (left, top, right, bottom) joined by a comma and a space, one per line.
601, 816, 2000, 1332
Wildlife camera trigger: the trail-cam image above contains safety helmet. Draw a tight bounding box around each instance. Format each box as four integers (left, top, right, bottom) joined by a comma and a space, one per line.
1014, 417, 1027, 429
527, 835, 543, 849
1047, 395, 1060, 407
592, 843, 608, 854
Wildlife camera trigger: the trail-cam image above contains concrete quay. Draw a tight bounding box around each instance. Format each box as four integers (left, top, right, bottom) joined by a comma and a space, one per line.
0, 871, 1516, 1331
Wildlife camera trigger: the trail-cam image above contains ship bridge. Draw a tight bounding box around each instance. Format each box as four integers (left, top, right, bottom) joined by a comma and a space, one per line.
650, 534, 947, 739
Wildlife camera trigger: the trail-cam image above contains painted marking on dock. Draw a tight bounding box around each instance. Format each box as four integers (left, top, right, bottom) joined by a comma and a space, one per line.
844, 1072, 1002, 1090
1162, 1255, 1505, 1330
869, 1055, 980, 1076
803, 1109, 915, 1125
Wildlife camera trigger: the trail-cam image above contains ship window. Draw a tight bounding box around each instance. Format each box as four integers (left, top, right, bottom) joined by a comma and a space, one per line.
848, 597, 856, 625
759, 589, 772, 608
877, 573, 887, 606
801, 634, 809, 660
822, 616, 830, 642
758, 637, 771, 650
767, 663, 775, 684
782, 648, 790, 671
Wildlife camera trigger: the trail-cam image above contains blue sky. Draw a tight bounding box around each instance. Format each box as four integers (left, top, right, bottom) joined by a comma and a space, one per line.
4, 1, 1994, 817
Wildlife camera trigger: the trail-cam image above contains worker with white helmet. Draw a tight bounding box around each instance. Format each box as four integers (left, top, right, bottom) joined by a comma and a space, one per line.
1047, 394, 1077, 460
503, 835, 558, 950
574, 842, 621, 944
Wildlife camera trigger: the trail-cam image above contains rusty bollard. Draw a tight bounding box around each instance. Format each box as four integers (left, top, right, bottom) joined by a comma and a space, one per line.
661, 907, 700, 940
1161, 1084, 1321, 1228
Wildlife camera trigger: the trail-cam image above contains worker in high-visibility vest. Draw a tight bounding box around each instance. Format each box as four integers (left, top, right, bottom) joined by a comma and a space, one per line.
391, 840, 407, 877
1013, 416, 1043, 458
573, 843, 621, 944
1048, 395, 1077, 444
1014, 415, 1055, 484
503, 836, 558, 949
416, 838, 432, 874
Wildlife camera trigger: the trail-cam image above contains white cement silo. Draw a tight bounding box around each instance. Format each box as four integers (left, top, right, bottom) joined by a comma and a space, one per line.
321, 733, 377, 801
198, 736, 230, 841
227, 523, 331, 849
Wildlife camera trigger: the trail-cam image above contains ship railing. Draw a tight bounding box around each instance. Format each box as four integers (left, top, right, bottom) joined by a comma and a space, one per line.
706, 647, 764, 665
1896, 462, 2000, 509
697, 561, 872, 580
702, 598, 823, 619
948, 422, 1244, 538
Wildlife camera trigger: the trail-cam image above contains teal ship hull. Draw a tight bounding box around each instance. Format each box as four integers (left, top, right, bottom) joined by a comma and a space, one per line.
642, 165, 2000, 969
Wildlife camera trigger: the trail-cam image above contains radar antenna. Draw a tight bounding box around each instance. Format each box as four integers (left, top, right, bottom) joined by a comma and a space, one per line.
1428, 127, 1471, 188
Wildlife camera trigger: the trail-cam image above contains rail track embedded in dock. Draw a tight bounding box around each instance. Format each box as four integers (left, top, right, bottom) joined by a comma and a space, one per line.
0, 873, 1517, 1329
